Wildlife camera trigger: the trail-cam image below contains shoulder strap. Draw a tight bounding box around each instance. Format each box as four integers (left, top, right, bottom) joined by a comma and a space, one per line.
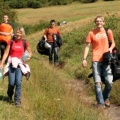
105, 28, 109, 37
22, 39, 26, 51
105, 28, 111, 47
10, 40, 14, 50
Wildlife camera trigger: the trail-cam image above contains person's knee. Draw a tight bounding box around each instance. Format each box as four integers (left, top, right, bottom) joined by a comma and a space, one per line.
95, 82, 101, 86
95, 82, 102, 92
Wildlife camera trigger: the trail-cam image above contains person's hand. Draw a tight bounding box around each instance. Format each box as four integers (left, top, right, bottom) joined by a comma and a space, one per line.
45, 38, 47, 41
0, 63, 3, 69
82, 60, 87, 67
108, 48, 113, 53
24, 57, 31, 62
4, 32, 10, 36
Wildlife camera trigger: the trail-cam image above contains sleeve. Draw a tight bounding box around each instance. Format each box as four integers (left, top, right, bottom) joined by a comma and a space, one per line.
86, 31, 92, 43
26, 40, 29, 47
7, 40, 11, 45
108, 29, 114, 41
44, 28, 48, 35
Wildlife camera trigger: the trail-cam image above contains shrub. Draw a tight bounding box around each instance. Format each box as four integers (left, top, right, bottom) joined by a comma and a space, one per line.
49, 0, 73, 6
23, 21, 49, 35
9, 0, 27, 8
27, 0, 42, 8
80, 0, 98, 3
104, 0, 114, 1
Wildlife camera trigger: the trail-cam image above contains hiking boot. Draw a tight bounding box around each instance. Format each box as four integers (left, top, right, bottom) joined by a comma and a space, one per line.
93, 103, 106, 110
54, 62, 59, 67
15, 101, 21, 107
49, 61, 53, 65
105, 100, 110, 107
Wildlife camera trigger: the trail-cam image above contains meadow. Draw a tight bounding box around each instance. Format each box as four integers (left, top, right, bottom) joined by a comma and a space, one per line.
0, 1, 120, 120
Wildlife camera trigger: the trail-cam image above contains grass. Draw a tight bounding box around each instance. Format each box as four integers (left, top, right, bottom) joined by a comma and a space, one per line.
15, 1, 120, 25
0, 1, 120, 120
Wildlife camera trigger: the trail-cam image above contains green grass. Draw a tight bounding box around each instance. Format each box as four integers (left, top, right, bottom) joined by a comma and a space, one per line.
0, 1, 120, 120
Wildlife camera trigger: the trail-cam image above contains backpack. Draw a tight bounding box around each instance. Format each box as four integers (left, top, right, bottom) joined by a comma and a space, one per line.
104, 28, 120, 80
52, 34, 63, 47
36, 37, 49, 56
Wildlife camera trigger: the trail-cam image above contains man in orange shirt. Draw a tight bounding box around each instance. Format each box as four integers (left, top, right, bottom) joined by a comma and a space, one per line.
0, 15, 13, 60
44, 19, 61, 66
82, 16, 115, 108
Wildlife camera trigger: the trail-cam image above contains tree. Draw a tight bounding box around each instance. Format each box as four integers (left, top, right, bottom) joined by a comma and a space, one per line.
0, 1, 17, 23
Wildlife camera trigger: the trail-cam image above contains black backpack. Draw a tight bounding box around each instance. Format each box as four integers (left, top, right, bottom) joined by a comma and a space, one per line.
36, 37, 49, 56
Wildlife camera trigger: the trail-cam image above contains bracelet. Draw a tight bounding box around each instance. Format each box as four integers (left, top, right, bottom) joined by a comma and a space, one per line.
82, 58, 86, 61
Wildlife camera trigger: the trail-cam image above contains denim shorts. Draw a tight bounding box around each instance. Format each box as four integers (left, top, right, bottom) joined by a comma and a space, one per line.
92, 62, 113, 83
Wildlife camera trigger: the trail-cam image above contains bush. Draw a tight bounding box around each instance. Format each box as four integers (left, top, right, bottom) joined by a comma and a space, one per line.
27, 0, 42, 8
80, 0, 98, 3
23, 21, 49, 35
9, 0, 27, 8
49, 0, 73, 5
104, 0, 114, 1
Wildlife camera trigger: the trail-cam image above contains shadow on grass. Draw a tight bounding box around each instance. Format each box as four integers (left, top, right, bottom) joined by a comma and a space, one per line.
0, 95, 9, 103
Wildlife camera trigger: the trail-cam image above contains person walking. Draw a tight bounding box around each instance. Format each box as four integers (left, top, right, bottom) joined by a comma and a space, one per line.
82, 16, 115, 108
0, 27, 32, 107
0, 15, 13, 60
43, 19, 61, 66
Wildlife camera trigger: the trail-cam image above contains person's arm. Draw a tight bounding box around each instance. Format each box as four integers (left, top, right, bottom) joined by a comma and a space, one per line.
109, 39, 115, 53
4, 28, 13, 36
43, 34, 47, 41
43, 28, 48, 41
0, 45, 10, 68
82, 42, 91, 67
107, 30, 115, 53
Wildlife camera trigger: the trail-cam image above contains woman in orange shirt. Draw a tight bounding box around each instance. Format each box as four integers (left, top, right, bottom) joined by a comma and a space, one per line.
82, 16, 115, 109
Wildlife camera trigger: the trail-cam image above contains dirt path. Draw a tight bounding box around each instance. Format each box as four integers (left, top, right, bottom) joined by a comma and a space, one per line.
62, 79, 120, 120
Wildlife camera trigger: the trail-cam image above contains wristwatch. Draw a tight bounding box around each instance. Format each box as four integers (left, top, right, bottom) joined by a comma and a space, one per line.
82, 58, 86, 61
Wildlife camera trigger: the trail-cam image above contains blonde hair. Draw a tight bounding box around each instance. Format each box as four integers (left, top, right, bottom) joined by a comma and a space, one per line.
17, 26, 26, 36
94, 16, 105, 23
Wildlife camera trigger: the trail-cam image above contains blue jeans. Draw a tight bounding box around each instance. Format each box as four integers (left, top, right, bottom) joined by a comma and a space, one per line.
92, 62, 113, 106
7, 64, 22, 102
49, 42, 59, 64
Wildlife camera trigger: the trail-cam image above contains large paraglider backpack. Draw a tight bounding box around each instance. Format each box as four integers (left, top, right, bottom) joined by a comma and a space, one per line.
88, 28, 120, 83
36, 37, 49, 56
52, 34, 63, 47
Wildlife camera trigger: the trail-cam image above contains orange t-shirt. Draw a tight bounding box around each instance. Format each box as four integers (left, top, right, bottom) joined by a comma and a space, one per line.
86, 29, 113, 62
0, 23, 13, 43
44, 27, 60, 42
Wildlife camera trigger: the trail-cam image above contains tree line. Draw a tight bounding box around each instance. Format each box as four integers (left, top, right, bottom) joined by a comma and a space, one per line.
3, 0, 114, 9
